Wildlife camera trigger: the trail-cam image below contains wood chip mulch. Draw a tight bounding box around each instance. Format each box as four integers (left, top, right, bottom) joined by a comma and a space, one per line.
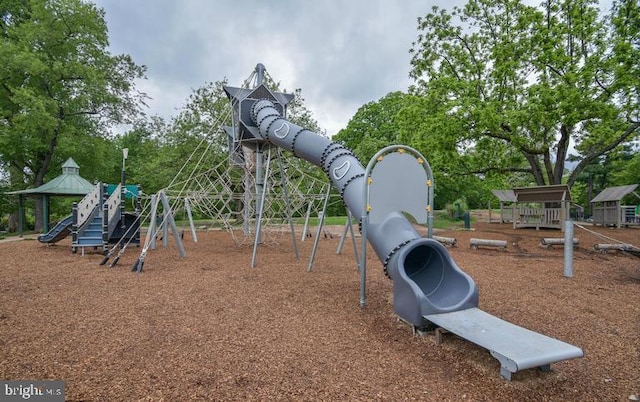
0, 220, 638, 401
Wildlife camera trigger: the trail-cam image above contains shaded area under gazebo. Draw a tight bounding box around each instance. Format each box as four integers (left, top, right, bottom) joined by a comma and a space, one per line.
6, 158, 94, 235
590, 184, 639, 228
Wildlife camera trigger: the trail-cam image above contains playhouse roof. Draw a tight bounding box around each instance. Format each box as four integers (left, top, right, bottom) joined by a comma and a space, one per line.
590, 184, 638, 203
491, 189, 517, 203
512, 184, 571, 203
6, 158, 94, 196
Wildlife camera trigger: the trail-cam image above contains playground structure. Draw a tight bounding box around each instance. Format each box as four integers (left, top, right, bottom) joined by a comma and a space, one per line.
512, 185, 571, 230
193, 63, 583, 380
127, 67, 339, 273
6, 66, 640, 393
129, 67, 335, 265
38, 182, 141, 254
490, 186, 588, 228
160, 147, 334, 248
590, 184, 640, 228
58, 63, 596, 380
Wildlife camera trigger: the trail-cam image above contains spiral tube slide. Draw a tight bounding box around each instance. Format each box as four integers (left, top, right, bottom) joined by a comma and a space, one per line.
249, 99, 478, 327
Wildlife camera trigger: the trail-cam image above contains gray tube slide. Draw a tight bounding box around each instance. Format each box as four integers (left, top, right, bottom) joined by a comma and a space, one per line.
250, 99, 478, 327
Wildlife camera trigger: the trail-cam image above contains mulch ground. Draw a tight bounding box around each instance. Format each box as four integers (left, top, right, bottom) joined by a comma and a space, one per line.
0, 217, 638, 401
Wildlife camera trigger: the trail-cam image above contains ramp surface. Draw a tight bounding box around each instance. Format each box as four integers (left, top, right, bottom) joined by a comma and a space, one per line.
424, 307, 584, 380
37, 215, 73, 244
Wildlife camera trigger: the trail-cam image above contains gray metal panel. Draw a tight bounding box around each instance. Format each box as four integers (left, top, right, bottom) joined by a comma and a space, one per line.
369, 151, 429, 224
491, 189, 516, 203
590, 184, 639, 203
248, 84, 277, 102
222, 86, 252, 102
425, 308, 583, 378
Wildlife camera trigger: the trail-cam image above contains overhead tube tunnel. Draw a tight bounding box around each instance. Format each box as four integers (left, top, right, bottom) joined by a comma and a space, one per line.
229, 94, 479, 328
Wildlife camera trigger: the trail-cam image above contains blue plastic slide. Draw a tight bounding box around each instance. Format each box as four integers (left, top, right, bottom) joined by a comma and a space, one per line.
37, 215, 73, 244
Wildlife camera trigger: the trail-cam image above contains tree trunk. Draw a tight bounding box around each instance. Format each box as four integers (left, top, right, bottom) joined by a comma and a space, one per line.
8, 166, 25, 232
524, 153, 546, 186
8, 213, 18, 232
553, 124, 571, 184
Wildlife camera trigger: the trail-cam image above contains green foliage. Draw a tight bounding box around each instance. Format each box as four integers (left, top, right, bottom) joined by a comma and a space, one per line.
432, 210, 469, 230
608, 145, 640, 187
445, 197, 469, 219
409, 0, 640, 188
0, 0, 146, 229
334, 91, 409, 163
334, 89, 510, 209
115, 117, 171, 194
286, 88, 325, 135
570, 142, 639, 214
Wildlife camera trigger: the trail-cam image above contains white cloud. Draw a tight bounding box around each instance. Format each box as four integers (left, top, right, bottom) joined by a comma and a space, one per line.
95, 0, 435, 136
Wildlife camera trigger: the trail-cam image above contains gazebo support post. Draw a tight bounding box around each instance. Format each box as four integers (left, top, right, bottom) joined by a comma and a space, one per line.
42, 194, 49, 234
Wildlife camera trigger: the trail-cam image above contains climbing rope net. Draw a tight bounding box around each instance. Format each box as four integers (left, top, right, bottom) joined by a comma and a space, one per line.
139, 68, 340, 252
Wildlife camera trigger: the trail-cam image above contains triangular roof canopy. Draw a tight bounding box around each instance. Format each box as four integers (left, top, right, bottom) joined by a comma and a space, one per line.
6, 157, 94, 196
590, 184, 638, 203
491, 189, 517, 203
513, 184, 571, 203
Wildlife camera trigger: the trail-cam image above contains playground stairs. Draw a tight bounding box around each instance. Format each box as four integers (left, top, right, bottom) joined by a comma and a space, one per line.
70, 182, 140, 254
75, 213, 105, 250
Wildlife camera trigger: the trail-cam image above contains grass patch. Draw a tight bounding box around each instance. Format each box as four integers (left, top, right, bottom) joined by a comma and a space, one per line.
171, 211, 474, 231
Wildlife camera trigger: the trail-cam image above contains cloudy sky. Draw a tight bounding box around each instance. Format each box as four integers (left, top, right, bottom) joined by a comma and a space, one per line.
93, 0, 461, 136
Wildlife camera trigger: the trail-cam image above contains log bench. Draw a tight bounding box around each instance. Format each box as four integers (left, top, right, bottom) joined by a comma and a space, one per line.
433, 235, 457, 247
470, 238, 507, 250
540, 238, 579, 249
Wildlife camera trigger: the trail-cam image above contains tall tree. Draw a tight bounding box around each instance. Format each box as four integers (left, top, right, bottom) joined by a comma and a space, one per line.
409, 0, 640, 187
334, 91, 408, 163
335, 91, 512, 208
0, 0, 146, 230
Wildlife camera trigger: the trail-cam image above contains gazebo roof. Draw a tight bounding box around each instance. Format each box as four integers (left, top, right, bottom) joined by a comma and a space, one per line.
590, 184, 638, 203
6, 157, 94, 196
512, 184, 571, 203
491, 189, 517, 203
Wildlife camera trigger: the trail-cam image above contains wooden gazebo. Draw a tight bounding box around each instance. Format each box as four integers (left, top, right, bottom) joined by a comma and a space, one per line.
512, 185, 571, 230
590, 184, 639, 228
